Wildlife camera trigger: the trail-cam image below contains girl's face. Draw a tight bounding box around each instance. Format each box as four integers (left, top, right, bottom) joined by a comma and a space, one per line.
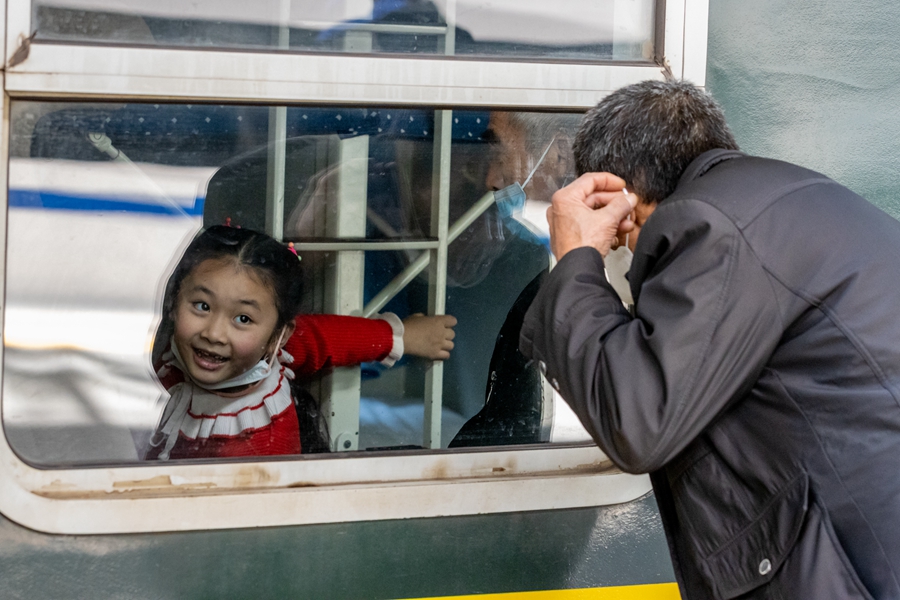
173, 258, 288, 387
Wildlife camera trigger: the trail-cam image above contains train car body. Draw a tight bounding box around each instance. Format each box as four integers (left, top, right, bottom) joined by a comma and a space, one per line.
0, 1, 750, 598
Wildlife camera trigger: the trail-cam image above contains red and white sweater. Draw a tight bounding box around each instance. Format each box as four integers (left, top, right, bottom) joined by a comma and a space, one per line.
146, 313, 402, 460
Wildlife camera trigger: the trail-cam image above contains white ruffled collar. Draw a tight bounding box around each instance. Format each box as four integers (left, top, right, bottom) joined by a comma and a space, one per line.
151, 349, 296, 460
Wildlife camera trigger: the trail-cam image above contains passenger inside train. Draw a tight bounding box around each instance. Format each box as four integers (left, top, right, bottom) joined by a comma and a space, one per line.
3, 100, 594, 465
145, 225, 456, 460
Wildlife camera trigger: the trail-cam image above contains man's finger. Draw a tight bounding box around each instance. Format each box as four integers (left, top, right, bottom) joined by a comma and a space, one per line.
581, 172, 628, 194
583, 190, 627, 209
554, 172, 628, 208
600, 191, 638, 225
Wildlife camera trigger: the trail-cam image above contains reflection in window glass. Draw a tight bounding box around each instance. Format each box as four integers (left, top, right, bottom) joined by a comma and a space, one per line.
33, 0, 656, 62
3, 100, 593, 466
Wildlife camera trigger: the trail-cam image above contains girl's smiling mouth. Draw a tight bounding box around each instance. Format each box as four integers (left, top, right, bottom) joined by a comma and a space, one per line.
192, 347, 229, 370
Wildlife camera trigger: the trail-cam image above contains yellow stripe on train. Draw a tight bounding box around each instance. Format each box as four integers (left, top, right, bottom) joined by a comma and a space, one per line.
410, 582, 681, 600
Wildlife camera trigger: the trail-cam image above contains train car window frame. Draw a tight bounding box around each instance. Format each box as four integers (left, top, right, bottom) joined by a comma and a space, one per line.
0, 0, 708, 535
4, 0, 710, 105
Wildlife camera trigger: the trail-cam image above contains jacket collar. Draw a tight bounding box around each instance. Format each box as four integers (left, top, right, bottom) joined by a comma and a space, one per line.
677, 149, 746, 188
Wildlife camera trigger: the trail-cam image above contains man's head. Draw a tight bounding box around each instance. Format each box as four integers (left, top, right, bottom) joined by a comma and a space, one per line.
573, 80, 739, 205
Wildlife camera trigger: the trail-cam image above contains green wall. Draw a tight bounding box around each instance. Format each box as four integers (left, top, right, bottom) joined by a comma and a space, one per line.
707, 0, 900, 219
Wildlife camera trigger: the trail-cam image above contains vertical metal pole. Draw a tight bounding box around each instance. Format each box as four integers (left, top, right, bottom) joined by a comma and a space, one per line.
265, 3, 291, 239
274, 0, 291, 48
343, 2, 373, 54
442, 0, 457, 56
423, 110, 451, 449
265, 107, 287, 240
322, 135, 369, 452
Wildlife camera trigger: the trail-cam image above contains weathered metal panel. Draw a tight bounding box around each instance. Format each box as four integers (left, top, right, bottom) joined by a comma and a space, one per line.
0, 494, 673, 599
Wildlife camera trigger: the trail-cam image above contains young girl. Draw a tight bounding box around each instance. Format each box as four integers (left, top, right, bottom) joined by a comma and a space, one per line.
146, 225, 456, 460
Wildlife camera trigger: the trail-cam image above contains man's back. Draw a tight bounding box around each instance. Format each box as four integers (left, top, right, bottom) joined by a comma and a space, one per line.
521, 77, 900, 598
642, 150, 900, 599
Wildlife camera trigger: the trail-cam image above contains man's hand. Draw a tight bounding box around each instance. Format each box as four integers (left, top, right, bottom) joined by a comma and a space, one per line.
547, 173, 638, 259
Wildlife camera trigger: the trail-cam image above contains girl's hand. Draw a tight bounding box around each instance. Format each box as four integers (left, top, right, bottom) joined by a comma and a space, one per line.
402, 314, 457, 360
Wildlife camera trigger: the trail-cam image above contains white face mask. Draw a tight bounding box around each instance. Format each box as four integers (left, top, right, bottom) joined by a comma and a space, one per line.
170, 327, 288, 392
604, 235, 634, 307
200, 357, 274, 391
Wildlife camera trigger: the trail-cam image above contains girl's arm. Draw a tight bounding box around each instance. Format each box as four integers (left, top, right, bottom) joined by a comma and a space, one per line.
284, 313, 457, 376
285, 313, 400, 376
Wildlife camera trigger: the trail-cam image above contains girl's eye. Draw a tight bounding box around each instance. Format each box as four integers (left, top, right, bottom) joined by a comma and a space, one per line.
235, 315, 252, 325
193, 301, 210, 312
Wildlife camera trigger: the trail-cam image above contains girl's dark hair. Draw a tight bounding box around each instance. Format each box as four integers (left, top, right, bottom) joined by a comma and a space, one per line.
154, 225, 330, 453
161, 225, 304, 331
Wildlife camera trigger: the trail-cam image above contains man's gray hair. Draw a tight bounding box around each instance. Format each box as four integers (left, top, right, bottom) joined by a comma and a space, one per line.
573, 80, 739, 204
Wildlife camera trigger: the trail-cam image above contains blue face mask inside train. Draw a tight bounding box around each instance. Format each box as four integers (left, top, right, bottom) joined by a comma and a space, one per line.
493, 139, 555, 249
491, 139, 636, 308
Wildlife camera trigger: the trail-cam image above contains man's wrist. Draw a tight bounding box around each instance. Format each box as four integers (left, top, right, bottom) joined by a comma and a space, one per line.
553, 238, 587, 260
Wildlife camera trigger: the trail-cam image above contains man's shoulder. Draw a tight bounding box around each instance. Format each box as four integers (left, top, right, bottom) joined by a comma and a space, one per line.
667, 154, 846, 229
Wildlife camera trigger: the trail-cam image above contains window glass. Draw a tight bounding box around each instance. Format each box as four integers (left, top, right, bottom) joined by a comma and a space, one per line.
32, 0, 656, 62
4, 100, 593, 467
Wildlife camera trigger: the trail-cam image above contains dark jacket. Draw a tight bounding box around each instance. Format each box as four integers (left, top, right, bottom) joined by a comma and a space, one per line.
520, 149, 900, 599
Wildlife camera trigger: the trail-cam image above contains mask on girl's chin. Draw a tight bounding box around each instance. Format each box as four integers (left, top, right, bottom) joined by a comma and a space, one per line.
200, 358, 274, 391
604, 242, 634, 307
171, 328, 287, 392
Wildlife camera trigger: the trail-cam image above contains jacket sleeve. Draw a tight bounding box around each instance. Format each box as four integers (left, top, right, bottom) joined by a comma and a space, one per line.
285, 313, 404, 376
520, 199, 783, 472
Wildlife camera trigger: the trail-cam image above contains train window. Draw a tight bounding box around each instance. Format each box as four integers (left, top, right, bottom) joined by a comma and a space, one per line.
32, 0, 656, 63
0, 0, 707, 535
3, 100, 596, 467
